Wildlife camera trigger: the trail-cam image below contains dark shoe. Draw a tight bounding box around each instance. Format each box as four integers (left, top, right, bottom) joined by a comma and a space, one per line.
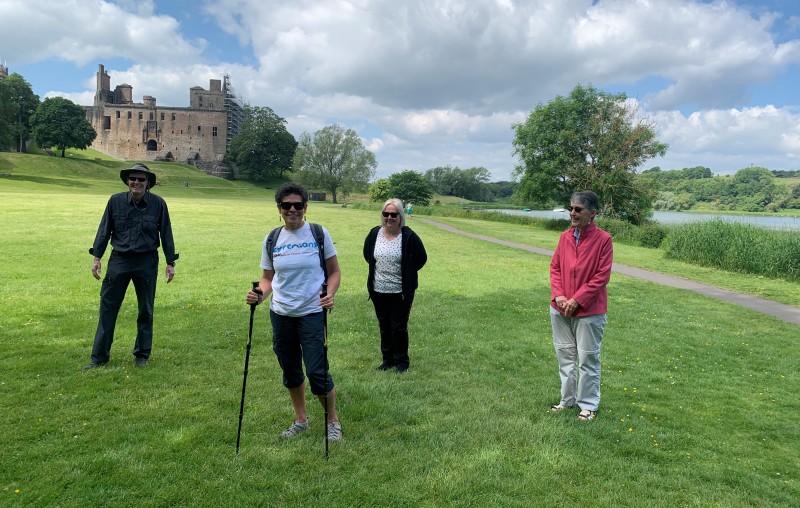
83, 361, 107, 370
396, 366, 408, 374
135, 357, 149, 367
376, 362, 393, 371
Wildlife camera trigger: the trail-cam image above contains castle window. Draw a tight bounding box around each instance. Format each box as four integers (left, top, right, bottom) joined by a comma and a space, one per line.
127, 111, 132, 119
197, 126, 201, 132
160, 113, 165, 121
103, 116, 111, 129
138, 112, 143, 120
171, 113, 176, 121
150, 112, 154, 120
212, 127, 218, 137
116, 111, 120, 119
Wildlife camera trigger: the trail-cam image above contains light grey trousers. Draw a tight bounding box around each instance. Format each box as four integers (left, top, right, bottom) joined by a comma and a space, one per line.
550, 307, 607, 411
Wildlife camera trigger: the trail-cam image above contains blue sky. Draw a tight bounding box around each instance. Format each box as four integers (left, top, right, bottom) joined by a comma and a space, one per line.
2, 0, 800, 180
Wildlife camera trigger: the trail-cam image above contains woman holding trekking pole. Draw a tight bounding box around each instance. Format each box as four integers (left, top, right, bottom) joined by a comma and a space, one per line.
245, 182, 343, 442
363, 198, 427, 373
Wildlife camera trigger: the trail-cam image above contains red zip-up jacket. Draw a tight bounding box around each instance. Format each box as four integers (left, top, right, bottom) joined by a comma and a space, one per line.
550, 221, 613, 316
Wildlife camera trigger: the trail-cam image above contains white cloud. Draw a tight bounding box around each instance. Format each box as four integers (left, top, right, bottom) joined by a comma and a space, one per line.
6, 0, 800, 180
0, 0, 203, 66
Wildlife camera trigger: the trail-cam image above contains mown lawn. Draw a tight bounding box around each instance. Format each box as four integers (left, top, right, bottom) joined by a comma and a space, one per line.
1, 153, 798, 507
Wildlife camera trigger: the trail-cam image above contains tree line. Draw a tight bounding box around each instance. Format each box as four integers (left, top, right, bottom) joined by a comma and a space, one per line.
0, 73, 96, 156
641, 166, 800, 213
6, 68, 797, 220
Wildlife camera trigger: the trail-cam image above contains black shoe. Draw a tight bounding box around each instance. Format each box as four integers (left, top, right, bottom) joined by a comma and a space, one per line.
376, 362, 393, 371
135, 357, 149, 367
396, 366, 408, 374
83, 361, 107, 370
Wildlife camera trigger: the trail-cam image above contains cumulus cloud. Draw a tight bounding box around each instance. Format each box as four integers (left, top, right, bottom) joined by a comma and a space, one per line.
4, 0, 800, 179
0, 0, 203, 66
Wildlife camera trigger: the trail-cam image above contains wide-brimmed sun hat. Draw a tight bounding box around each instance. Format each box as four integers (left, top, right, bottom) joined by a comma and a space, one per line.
119, 163, 157, 188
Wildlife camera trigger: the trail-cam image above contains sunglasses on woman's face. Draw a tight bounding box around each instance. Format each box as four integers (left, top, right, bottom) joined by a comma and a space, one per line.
382, 212, 399, 218
279, 202, 305, 211
568, 206, 584, 213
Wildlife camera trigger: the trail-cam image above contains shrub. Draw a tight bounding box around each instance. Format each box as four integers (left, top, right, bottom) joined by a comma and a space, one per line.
665, 220, 800, 280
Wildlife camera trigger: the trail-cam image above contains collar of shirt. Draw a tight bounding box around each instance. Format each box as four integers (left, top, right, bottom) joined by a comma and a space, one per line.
127, 191, 149, 207
573, 228, 580, 246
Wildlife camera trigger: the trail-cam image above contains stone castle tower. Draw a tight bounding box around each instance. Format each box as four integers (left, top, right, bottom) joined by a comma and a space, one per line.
85, 64, 244, 178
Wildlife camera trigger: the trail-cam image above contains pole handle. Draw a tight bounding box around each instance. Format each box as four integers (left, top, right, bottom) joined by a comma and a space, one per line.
251, 281, 261, 310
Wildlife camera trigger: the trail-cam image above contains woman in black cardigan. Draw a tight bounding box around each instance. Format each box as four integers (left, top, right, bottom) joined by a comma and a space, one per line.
363, 198, 427, 373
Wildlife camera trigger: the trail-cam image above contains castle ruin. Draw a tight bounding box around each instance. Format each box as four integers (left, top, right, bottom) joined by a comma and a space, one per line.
85, 64, 244, 178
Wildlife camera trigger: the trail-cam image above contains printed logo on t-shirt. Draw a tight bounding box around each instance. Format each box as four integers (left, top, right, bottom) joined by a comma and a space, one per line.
273, 240, 319, 257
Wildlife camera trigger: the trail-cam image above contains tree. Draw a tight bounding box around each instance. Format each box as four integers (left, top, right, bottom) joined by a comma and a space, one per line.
512, 84, 668, 224
0, 73, 40, 152
388, 170, 433, 206
0, 80, 12, 150
424, 165, 492, 201
30, 97, 96, 157
226, 106, 297, 181
368, 178, 393, 202
293, 124, 376, 203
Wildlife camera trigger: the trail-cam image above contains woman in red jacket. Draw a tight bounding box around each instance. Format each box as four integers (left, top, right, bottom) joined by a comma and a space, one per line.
548, 190, 613, 421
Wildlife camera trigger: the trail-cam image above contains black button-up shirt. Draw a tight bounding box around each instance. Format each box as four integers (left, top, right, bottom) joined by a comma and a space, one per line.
89, 191, 179, 264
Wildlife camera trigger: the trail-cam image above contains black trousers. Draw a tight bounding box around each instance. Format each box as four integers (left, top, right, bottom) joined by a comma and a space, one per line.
91, 251, 158, 363
371, 292, 414, 369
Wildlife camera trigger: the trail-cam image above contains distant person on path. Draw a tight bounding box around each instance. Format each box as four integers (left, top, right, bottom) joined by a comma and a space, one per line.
363, 198, 427, 373
406, 201, 413, 216
245, 182, 343, 442
548, 190, 613, 421
85, 163, 178, 369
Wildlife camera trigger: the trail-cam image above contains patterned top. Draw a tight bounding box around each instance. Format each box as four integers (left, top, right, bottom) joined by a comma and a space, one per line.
373, 227, 403, 293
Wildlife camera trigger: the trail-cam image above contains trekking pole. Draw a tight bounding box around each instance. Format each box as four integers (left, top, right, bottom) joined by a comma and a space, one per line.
236, 281, 261, 455
321, 282, 329, 461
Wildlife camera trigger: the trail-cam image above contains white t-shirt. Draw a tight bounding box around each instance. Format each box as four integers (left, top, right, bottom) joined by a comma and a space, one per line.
260, 223, 337, 317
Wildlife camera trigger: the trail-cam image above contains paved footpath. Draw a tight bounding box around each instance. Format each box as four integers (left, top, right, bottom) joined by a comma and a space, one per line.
417, 217, 800, 326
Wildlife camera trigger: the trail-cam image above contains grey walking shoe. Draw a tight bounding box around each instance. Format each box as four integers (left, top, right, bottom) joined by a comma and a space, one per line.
280, 421, 309, 439
326, 423, 343, 442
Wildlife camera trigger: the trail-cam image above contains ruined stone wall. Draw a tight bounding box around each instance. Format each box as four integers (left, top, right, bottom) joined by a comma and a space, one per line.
85, 64, 237, 177
87, 104, 229, 163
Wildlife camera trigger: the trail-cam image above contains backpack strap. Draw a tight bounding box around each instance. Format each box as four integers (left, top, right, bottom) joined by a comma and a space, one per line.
265, 226, 283, 267
310, 223, 328, 283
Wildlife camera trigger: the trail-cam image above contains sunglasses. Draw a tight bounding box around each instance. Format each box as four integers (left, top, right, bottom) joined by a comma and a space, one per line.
279, 202, 305, 211
128, 176, 147, 182
382, 212, 399, 218
568, 206, 585, 213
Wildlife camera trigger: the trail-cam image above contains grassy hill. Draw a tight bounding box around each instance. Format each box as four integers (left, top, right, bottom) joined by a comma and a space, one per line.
0, 151, 278, 199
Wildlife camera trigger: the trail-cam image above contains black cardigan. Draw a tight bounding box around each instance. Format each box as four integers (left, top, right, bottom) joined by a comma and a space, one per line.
363, 225, 427, 300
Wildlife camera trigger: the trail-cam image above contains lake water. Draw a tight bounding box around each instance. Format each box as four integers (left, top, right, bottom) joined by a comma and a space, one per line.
490, 209, 800, 231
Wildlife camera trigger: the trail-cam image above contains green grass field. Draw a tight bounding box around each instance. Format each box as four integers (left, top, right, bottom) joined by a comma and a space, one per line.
1, 153, 798, 507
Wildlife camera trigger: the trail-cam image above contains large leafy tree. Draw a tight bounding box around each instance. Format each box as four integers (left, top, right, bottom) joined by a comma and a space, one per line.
424, 165, 491, 201
367, 178, 393, 203
0, 73, 40, 152
227, 106, 297, 181
293, 124, 376, 203
0, 79, 12, 150
388, 170, 433, 206
512, 84, 667, 224
30, 97, 96, 157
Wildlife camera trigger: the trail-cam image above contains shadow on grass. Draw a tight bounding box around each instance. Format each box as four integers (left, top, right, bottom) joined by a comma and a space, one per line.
0, 173, 89, 187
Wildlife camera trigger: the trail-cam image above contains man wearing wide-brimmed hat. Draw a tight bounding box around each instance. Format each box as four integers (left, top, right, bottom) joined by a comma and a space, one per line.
85, 163, 179, 369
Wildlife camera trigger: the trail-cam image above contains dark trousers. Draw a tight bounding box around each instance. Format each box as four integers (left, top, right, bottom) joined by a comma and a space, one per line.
270, 310, 333, 396
371, 292, 414, 369
91, 251, 158, 363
